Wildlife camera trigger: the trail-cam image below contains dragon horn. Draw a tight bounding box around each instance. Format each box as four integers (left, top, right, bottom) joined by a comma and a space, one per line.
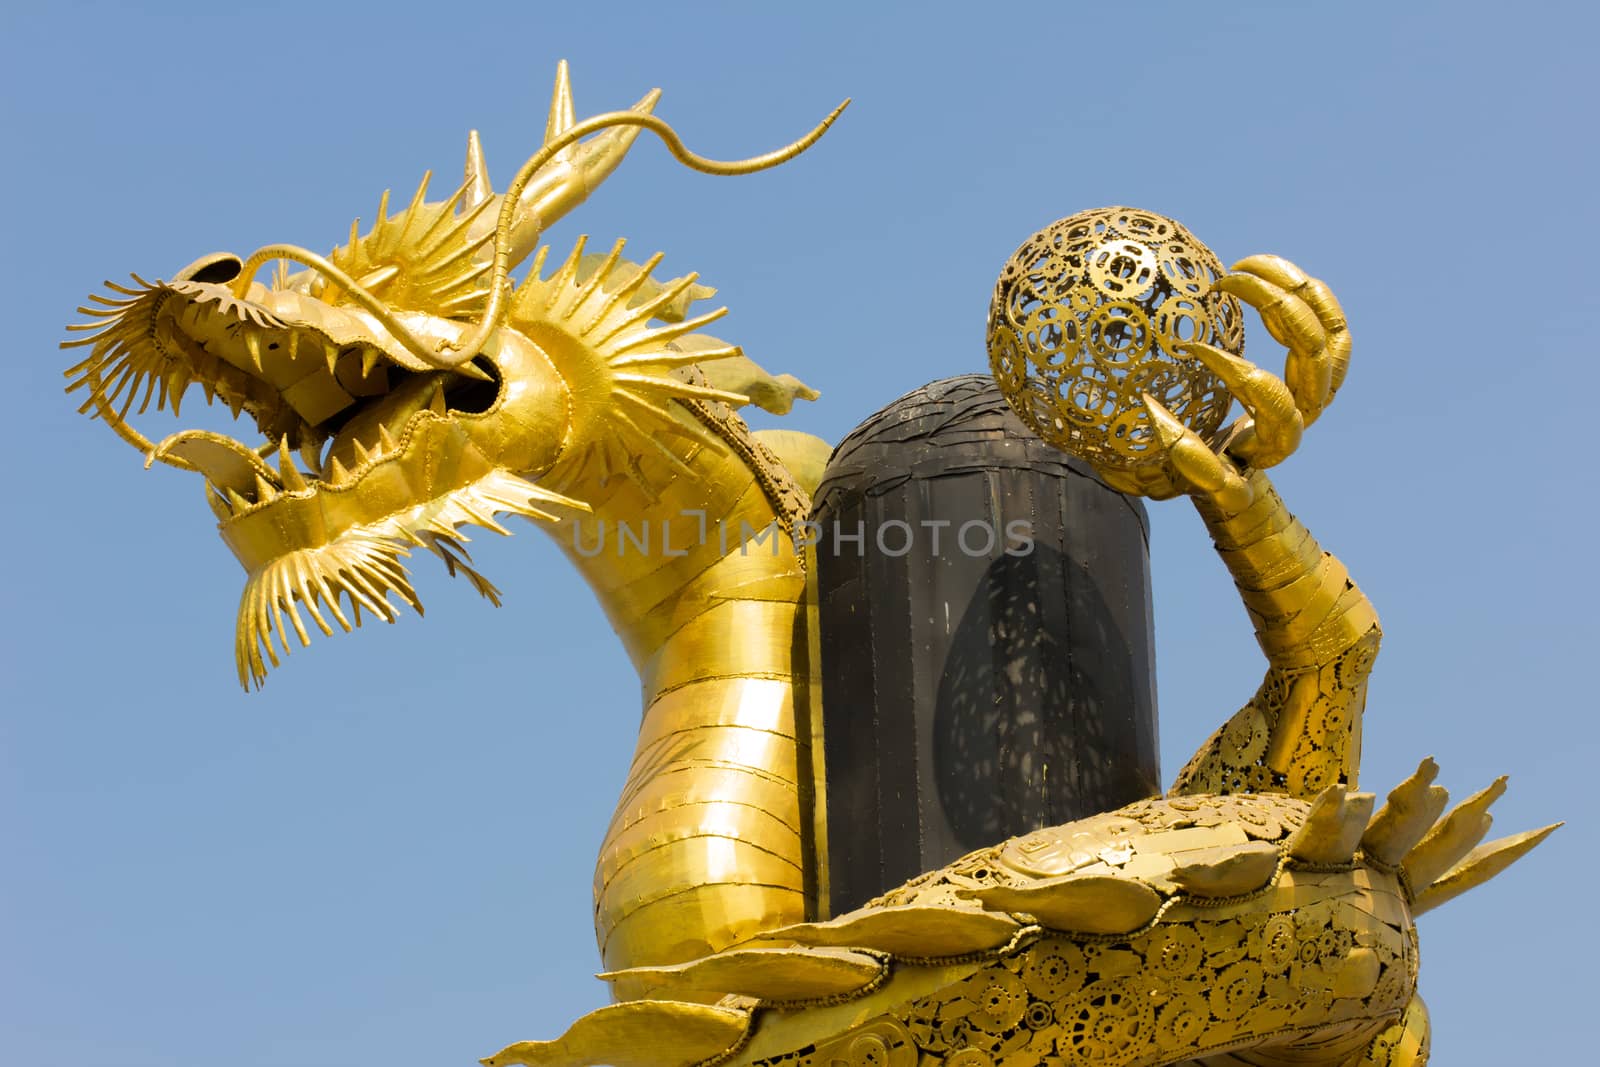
461, 129, 491, 214
545, 58, 577, 159
504, 64, 662, 267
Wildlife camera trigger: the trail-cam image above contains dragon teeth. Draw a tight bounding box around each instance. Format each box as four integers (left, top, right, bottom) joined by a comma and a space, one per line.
277, 438, 310, 491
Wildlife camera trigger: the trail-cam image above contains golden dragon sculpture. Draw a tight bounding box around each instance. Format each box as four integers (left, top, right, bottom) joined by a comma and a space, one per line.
62, 66, 1556, 1067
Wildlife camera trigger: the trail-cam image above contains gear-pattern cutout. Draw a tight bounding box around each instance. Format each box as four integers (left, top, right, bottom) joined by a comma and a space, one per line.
1169, 626, 1380, 799
986, 207, 1240, 471
752, 897, 1417, 1067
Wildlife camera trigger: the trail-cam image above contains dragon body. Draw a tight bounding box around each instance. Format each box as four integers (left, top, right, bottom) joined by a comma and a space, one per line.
63, 66, 1555, 1067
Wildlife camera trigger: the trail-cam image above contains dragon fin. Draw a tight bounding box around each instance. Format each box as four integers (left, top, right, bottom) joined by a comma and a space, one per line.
958, 873, 1162, 935
1400, 775, 1507, 888
1410, 822, 1561, 917
1168, 841, 1281, 897
1361, 757, 1450, 866
596, 946, 884, 1003
1287, 785, 1376, 866
761, 904, 1019, 957
480, 1001, 750, 1067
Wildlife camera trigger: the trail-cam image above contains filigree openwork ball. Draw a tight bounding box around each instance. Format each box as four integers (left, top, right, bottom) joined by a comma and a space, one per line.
987, 207, 1242, 472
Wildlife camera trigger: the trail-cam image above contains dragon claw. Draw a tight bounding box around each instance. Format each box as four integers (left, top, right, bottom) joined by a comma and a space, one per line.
1183, 341, 1304, 469
1216, 256, 1351, 425
1140, 393, 1253, 511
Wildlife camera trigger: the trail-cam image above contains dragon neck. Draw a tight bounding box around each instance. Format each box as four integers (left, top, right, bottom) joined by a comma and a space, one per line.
536, 393, 819, 985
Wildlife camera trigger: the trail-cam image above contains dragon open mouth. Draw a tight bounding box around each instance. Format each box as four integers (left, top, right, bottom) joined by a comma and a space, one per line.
70, 266, 504, 517
64, 245, 584, 688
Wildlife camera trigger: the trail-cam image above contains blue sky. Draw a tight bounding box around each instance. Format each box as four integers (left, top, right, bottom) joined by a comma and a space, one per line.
2, 2, 1594, 1063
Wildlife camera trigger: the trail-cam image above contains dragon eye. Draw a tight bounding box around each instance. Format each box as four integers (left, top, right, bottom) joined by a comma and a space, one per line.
174, 252, 244, 285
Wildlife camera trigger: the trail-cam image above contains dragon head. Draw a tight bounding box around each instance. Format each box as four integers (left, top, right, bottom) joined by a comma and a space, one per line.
64, 64, 843, 688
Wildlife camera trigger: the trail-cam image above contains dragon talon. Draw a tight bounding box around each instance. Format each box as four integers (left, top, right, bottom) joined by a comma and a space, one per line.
1182, 342, 1303, 467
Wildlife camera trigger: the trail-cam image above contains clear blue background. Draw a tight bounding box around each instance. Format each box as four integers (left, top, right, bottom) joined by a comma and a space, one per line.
3, 2, 1594, 1063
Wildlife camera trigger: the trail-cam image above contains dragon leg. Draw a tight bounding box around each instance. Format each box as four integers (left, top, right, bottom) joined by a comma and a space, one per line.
1169, 469, 1380, 799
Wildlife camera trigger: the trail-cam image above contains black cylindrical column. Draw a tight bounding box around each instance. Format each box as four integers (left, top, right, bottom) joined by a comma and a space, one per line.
813, 375, 1160, 915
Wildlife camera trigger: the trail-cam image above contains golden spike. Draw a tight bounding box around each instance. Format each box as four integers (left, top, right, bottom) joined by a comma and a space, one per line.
135, 371, 159, 415
612, 372, 751, 407
278, 572, 312, 648
1402, 776, 1509, 889
1287, 786, 1376, 866
527, 243, 551, 279
1361, 757, 1449, 867
415, 190, 495, 259
1411, 823, 1562, 917
253, 473, 279, 504
608, 344, 737, 371
960, 874, 1163, 935
542, 234, 590, 312
425, 249, 494, 293
360, 347, 383, 378
613, 389, 728, 456
243, 331, 263, 370
429, 382, 447, 415
608, 305, 730, 355
592, 272, 704, 345
544, 59, 577, 161
582, 252, 665, 335
455, 497, 512, 536
288, 556, 336, 637
331, 567, 386, 622
327, 455, 351, 485
462, 131, 494, 211
570, 238, 628, 316
419, 224, 495, 277
411, 180, 470, 249
299, 555, 349, 633
166, 368, 189, 416
352, 438, 372, 465
395, 171, 434, 246
372, 188, 392, 244
479, 1000, 750, 1067
265, 570, 295, 657
377, 424, 398, 452
1169, 842, 1281, 897
224, 487, 251, 515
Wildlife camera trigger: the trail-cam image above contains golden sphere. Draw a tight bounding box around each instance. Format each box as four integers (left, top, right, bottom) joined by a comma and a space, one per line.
987, 207, 1242, 472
